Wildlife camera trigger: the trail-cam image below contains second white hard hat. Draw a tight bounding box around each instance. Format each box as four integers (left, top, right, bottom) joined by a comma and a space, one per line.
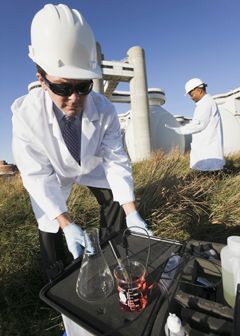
28, 4, 102, 79
185, 78, 206, 95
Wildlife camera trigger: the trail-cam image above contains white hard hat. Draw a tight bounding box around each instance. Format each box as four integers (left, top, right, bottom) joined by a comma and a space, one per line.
185, 78, 206, 95
28, 4, 102, 79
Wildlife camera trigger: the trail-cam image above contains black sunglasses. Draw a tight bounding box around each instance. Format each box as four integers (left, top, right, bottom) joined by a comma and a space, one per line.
43, 75, 93, 97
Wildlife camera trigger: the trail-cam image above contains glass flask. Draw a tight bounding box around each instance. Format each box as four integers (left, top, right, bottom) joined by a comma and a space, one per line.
76, 227, 114, 302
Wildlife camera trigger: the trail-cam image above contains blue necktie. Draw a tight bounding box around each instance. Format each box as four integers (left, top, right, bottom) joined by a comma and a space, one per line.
62, 116, 80, 164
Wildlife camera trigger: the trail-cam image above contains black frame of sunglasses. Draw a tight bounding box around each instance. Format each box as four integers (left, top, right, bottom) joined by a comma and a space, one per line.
43, 75, 93, 97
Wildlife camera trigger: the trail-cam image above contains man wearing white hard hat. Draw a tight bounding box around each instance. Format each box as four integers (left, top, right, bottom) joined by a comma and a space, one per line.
12, 3, 153, 281
166, 78, 225, 172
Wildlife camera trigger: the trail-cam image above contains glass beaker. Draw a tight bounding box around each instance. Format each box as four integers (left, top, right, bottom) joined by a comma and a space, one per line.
76, 227, 114, 302
114, 259, 147, 312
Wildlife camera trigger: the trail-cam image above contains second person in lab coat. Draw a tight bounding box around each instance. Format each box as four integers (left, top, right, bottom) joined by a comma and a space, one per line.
166, 78, 225, 172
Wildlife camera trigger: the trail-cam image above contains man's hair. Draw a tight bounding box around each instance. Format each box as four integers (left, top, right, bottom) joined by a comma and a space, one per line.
35, 64, 46, 76
198, 84, 207, 93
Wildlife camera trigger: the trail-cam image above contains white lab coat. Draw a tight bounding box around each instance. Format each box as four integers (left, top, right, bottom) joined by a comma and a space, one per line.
12, 88, 135, 232
174, 94, 225, 171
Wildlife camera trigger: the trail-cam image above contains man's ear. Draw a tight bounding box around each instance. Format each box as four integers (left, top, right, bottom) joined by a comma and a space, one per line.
36, 72, 48, 91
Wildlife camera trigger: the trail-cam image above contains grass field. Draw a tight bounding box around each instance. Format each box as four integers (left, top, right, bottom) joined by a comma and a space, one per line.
1, 151, 240, 335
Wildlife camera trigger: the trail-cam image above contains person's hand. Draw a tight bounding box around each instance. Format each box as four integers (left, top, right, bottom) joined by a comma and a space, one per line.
63, 222, 85, 259
165, 123, 175, 130
126, 211, 153, 236
165, 124, 182, 134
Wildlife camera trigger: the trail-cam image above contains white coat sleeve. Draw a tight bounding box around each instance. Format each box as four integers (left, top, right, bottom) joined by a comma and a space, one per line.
99, 106, 135, 205
173, 102, 212, 135
12, 132, 68, 221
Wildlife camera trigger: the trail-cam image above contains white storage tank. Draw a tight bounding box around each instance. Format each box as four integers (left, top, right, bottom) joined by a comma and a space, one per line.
118, 89, 187, 161
148, 89, 186, 153
213, 88, 240, 156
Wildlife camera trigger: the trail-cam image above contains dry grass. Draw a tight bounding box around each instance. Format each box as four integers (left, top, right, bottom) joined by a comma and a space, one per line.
1, 151, 240, 335
135, 151, 240, 242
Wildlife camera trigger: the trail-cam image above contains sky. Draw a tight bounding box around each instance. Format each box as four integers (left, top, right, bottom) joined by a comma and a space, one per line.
1, 0, 240, 163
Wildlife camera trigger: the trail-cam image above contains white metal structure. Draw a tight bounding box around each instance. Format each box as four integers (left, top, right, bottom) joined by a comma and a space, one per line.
116, 89, 186, 160
94, 44, 151, 162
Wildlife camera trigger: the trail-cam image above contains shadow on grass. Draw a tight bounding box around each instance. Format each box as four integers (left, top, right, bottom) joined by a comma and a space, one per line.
1, 259, 62, 336
186, 221, 240, 244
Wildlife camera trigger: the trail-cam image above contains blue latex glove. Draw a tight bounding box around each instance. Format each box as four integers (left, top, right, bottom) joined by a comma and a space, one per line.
63, 222, 85, 259
126, 211, 153, 236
